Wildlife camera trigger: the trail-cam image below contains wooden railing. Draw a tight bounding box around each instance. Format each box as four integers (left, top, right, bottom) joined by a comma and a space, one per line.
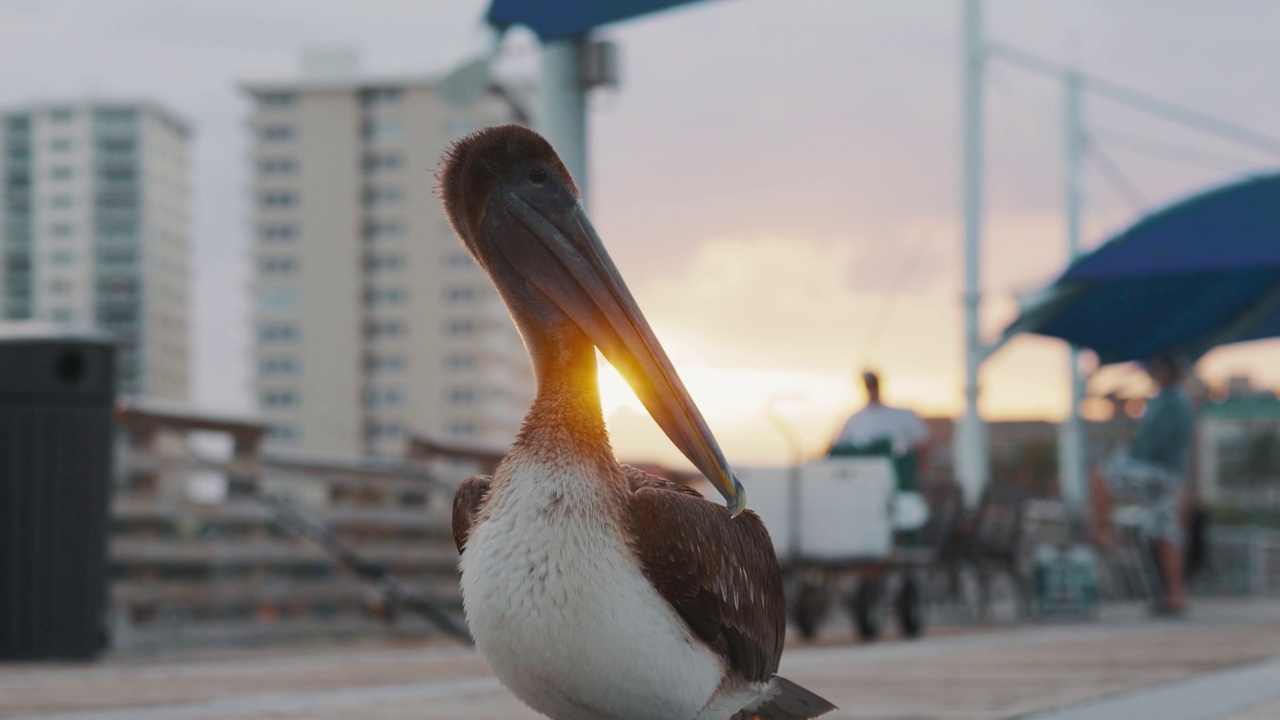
110, 401, 462, 651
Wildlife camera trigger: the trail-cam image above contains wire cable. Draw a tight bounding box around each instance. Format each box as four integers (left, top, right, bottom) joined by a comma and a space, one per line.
1086, 144, 1149, 214
1091, 129, 1266, 173
988, 42, 1280, 158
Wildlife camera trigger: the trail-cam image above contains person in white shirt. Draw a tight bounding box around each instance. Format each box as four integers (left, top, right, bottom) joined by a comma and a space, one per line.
828, 371, 931, 485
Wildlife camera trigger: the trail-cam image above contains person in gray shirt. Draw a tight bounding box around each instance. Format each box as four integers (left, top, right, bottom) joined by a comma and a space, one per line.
1090, 353, 1195, 615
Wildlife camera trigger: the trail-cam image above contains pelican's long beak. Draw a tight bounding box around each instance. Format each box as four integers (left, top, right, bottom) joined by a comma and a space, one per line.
493, 191, 746, 516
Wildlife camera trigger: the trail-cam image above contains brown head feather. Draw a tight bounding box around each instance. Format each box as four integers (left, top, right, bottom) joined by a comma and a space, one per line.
436, 124, 579, 254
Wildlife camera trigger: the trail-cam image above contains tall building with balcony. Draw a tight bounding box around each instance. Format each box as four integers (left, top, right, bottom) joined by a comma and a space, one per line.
243, 69, 534, 457
0, 102, 191, 398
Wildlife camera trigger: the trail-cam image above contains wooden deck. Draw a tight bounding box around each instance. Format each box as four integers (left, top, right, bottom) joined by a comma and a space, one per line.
2, 599, 1279, 720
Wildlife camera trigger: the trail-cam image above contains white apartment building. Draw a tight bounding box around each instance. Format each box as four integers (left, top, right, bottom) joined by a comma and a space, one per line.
243, 70, 534, 457
0, 102, 191, 398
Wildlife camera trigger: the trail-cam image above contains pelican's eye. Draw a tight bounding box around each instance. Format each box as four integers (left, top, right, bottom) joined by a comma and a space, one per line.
528, 166, 548, 186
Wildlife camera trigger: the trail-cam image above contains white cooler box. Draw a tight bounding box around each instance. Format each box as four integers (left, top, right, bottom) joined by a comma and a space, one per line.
738, 458, 898, 561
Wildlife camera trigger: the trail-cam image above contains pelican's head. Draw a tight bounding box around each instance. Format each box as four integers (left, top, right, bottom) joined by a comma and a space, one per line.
438, 125, 745, 516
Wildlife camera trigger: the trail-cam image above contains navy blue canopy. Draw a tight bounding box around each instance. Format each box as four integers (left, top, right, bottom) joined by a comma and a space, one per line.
1001, 172, 1280, 365
487, 0, 715, 40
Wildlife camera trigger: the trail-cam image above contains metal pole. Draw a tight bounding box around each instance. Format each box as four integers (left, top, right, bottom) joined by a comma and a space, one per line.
1059, 70, 1088, 508
956, 0, 989, 505
537, 36, 590, 207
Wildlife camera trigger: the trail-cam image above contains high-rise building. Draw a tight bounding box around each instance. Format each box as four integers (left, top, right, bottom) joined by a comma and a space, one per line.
0, 102, 191, 398
242, 68, 534, 457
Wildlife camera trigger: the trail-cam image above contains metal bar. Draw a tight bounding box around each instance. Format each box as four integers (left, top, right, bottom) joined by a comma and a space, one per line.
537, 36, 591, 206
1059, 70, 1088, 509
989, 41, 1280, 157
260, 495, 474, 643
957, 0, 990, 505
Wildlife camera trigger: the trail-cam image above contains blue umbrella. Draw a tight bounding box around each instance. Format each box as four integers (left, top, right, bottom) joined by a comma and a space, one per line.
1000, 172, 1280, 365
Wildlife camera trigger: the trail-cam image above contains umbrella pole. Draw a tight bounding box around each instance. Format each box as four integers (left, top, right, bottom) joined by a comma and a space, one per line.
1059, 69, 1090, 510
958, 0, 990, 505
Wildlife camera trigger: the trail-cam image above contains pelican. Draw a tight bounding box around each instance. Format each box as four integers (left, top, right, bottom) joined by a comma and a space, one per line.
439, 125, 835, 720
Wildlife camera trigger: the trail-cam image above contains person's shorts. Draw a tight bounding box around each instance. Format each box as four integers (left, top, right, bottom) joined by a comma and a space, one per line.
1101, 451, 1184, 545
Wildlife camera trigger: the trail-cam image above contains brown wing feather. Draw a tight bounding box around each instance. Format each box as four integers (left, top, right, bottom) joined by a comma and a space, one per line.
452, 475, 493, 554
622, 466, 785, 684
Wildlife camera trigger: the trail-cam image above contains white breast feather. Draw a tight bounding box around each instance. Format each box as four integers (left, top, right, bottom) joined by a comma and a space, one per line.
459, 456, 730, 720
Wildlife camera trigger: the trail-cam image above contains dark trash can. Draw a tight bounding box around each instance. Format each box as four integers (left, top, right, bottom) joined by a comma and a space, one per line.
0, 325, 116, 660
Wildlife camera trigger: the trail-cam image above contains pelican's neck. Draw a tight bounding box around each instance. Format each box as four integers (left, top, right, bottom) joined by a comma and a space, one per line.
512, 319, 614, 466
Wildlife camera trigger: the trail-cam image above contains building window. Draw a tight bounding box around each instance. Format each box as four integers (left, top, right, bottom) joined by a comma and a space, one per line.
449, 422, 477, 436
364, 386, 406, 408
5, 253, 30, 272
99, 166, 135, 182
260, 224, 296, 242
447, 354, 477, 371
366, 221, 402, 240
97, 305, 138, 324
258, 288, 299, 310
50, 137, 72, 152
259, 190, 296, 208
445, 286, 476, 303
361, 88, 403, 107
447, 319, 475, 335
98, 138, 134, 156
366, 287, 406, 306
50, 223, 74, 237
98, 224, 138, 242
367, 421, 403, 439
261, 389, 298, 408
446, 386, 476, 404
257, 92, 296, 109
364, 186, 403, 206
365, 253, 404, 272
48, 107, 73, 123
259, 323, 299, 342
96, 247, 136, 267
446, 251, 474, 268
98, 277, 137, 298
259, 157, 297, 175
97, 192, 136, 210
260, 256, 297, 275
364, 153, 403, 172
50, 166, 73, 181
259, 355, 299, 375
366, 355, 406, 373
260, 125, 295, 142
363, 120, 402, 141
268, 424, 300, 441
366, 320, 405, 338
50, 250, 74, 266
95, 109, 136, 129
50, 307, 73, 323
49, 195, 73, 209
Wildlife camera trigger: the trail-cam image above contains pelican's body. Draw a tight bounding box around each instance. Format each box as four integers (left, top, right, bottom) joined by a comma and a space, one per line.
439, 125, 834, 720
461, 458, 740, 719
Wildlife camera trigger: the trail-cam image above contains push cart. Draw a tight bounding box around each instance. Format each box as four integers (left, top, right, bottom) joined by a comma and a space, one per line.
739, 457, 940, 641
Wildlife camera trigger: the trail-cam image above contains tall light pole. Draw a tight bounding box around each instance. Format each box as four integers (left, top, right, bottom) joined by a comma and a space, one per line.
956, 0, 989, 505
1058, 69, 1088, 507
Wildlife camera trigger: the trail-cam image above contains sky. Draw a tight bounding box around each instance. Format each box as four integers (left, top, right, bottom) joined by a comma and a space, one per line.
3, 0, 1280, 468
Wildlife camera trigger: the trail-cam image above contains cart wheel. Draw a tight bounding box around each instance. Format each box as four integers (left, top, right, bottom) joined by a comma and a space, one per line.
791, 579, 827, 640
851, 581, 884, 641
896, 577, 924, 639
